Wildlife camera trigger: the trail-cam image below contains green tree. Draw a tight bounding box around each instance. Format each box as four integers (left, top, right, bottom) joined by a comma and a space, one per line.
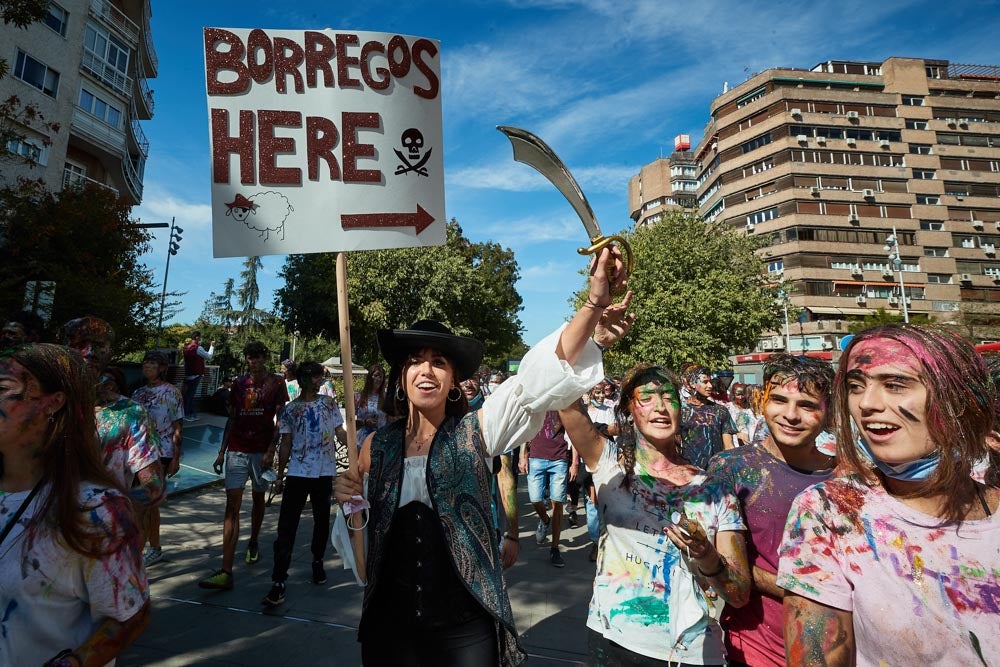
236, 256, 270, 337
0, 178, 158, 352
581, 211, 782, 372
847, 307, 932, 335
275, 219, 525, 367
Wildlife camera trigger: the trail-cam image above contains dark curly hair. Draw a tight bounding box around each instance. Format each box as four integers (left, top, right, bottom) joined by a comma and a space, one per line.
762, 353, 835, 428
614, 363, 683, 490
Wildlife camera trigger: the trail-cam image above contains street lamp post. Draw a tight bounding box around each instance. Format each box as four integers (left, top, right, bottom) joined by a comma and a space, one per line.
777, 287, 792, 351
155, 217, 183, 346
883, 226, 909, 323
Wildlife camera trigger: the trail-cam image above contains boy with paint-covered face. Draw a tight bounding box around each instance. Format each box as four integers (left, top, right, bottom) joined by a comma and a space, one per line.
706, 354, 836, 667
777, 325, 1000, 667
60, 316, 165, 510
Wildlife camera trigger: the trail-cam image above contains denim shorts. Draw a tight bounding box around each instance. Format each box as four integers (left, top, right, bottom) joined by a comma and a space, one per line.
527, 458, 569, 504
225, 451, 267, 493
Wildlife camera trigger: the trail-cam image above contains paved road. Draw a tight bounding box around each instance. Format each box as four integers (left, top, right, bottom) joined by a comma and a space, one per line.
121, 472, 597, 665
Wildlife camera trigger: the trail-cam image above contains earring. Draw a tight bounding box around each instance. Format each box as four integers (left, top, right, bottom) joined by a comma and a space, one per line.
447, 387, 462, 402
47, 413, 55, 423
395, 386, 406, 402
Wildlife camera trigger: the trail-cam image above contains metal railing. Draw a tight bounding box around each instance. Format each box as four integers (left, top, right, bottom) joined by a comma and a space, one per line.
128, 100, 149, 156
142, 0, 158, 74
121, 151, 144, 201
89, 0, 139, 46
80, 47, 132, 98
62, 167, 119, 197
947, 62, 1000, 81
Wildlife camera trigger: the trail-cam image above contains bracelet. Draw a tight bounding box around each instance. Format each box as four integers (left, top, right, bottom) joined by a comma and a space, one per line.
44, 649, 81, 667
593, 339, 608, 354
503, 533, 519, 543
697, 553, 728, 578
585, 298, 607, 310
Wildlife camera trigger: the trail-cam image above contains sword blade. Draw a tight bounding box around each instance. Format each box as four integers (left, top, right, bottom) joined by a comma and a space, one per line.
497, 126, 603, 241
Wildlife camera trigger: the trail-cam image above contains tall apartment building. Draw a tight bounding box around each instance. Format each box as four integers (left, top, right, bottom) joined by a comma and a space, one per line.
0, 0, 156, 205
629, 57, 1000, 356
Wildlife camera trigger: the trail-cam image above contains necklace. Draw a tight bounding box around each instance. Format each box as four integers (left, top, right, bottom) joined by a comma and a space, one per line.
407, 432, 435, 453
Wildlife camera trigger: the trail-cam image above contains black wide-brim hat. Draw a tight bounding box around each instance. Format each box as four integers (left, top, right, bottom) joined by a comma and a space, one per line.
377, 320, 484, 382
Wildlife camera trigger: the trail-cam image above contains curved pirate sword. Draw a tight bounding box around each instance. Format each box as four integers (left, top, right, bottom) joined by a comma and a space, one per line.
497, 126, 634, 280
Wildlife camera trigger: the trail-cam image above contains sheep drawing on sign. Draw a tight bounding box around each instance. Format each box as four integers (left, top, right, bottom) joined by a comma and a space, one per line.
224, 192, 293, 241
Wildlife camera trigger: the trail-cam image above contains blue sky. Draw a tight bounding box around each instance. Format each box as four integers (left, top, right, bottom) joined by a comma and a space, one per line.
134, 0, 1000, 346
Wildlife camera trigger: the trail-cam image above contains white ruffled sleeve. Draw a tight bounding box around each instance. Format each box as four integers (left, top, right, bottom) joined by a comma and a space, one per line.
481, 324, 604, 458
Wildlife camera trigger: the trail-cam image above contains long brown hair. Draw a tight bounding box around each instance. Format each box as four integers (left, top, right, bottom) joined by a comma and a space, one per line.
614, 363, 683, 490
357, 363, 387, 407
3, 344, 137, 556
834, 325, 995, 522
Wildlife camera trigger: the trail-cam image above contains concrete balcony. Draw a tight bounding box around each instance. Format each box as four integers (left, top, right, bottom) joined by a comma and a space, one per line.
62, 167, 119, 197
81, 48, 133, 99
71, 105, 126, 156
90, 0, 139, 47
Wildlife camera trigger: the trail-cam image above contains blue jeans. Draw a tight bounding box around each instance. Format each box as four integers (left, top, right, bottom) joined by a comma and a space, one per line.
585, 493, 600, 542
527, 458, 568, 504
184, 375, 201, 418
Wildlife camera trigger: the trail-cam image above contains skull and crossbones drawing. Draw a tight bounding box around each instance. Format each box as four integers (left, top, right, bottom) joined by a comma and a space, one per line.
394, 128, 433, 177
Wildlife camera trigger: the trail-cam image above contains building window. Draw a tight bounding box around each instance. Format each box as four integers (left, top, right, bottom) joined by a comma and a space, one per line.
6, 136, 48, 165
84, 23, 130, 76
43, 3, 68, 36
916, 195, 940, 205
78, 87, 123, 129
913, 169, 936, 179
910, 144, 933, 155
767, 259, 784, 274
902, 96, 925, 106
13, 50, 60, 97
926, 66, 941, 79
920, 220, 945, 231
924, 247, 948, 257
747, 207, 779, 225
926, 274, 952, 284
905, 120, 929, 130
741, 133, 772, 154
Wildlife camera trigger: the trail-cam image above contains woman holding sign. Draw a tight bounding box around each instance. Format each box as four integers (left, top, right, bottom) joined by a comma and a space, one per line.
557, 359, 751, 664
335, 247, 629, 665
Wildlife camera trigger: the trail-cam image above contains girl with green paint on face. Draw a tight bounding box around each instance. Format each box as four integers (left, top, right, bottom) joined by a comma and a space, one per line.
560, 362, 751, 665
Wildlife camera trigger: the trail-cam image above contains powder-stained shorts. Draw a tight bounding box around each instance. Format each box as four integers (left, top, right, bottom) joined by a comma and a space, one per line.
225, 451, 267, 493
528, 458, 569, 504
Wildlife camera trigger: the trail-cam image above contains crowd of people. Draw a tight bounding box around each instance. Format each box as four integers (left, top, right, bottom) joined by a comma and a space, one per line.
1, 245, 998, 666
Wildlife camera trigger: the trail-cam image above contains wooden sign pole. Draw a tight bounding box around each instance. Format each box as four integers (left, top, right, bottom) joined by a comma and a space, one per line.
336, 251, 366, 583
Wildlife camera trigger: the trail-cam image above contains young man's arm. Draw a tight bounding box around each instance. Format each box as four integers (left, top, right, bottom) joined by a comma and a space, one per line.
167, 419, 183, 477
498, 452, 519, 569
784, 593, 854, 666
62, 601, 151, 667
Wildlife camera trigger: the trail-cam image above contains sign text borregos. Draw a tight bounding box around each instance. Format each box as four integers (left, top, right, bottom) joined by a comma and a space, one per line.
205, 28, 445, 258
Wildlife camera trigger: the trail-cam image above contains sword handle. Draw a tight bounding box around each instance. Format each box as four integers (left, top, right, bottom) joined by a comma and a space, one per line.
577, 235, 634, 294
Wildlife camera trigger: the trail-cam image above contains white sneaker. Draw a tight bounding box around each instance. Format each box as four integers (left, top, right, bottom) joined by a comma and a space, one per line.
535, 519, 550, 545
143, 547, 162, 567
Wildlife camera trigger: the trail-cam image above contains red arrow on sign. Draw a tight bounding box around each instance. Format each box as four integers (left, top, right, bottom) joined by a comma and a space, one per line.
341, 205, 434, 234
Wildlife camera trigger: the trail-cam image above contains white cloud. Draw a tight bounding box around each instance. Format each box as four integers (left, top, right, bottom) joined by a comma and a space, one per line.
449, 162, 637, 194
133, 185, 213, 232
481, 215, 581, 247
518, 260, 581, 294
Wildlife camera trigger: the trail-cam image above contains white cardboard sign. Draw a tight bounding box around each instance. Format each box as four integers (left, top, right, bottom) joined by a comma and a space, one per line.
204, 28, 445, 258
